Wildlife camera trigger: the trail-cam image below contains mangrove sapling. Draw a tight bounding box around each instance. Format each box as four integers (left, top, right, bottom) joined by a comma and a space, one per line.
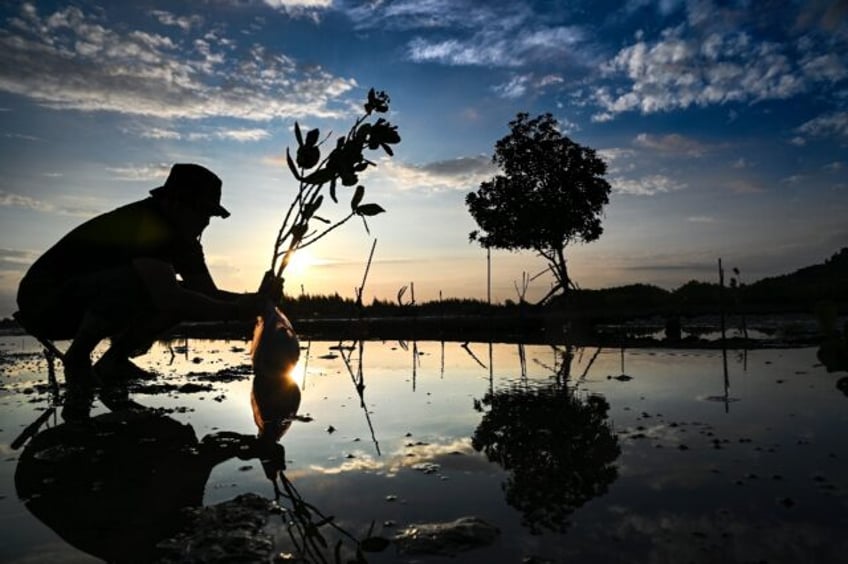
268, 88, 400, 288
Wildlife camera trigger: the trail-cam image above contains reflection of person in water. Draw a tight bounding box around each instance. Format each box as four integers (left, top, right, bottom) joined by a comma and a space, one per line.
14, 408, 284, 563
472, 382, 620, 533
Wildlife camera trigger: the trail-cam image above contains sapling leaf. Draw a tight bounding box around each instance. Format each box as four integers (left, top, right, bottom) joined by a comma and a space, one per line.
303, 168, 335, 185
341, 172, 358, 187
329, 178, 338, 203
351, 185, 364, 210
286, 148, 302, 180
355, 203, 385, 217
313, 215, 331, 224
294, 122, 303, 146
297, 145, 320, 169
306, 128, 320, 146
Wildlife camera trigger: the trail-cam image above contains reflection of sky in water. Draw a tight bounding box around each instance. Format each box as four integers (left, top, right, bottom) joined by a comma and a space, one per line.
1, 336, 846, 563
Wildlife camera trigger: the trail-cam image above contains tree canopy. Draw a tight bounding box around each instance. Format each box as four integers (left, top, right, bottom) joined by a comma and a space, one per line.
466, 112, 611, 304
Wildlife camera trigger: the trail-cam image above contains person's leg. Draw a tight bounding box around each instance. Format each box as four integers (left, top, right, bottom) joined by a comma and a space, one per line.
94, 310, 178, 380
61, 266, 161, 382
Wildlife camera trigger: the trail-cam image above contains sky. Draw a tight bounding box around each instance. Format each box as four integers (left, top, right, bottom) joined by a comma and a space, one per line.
1, 0, 846, 317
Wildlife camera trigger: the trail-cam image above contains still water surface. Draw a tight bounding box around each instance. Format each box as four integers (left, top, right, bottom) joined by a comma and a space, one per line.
1, 336, 846, 563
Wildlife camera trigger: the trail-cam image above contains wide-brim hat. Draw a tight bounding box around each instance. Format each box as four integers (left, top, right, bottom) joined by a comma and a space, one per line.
150, 163, 230, 218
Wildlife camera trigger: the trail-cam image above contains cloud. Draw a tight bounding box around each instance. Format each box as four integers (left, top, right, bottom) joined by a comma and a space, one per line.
407, 23, 588, 67
0, 190, 100, 216
593, 21, 834, 119
611, 174, 686, 196
149, 10, 204, 31
345, 0, 505, 32
0, 248, 38, 272
129, 124, 271, 142
686, 215, 715, 223
726, 179, 766, 193
0, 190, 54, 212
380, 155, 497, 192
633, 133, 712, 156
492, 73, 567, 99
0, 4, 356, 122
264, 0, 333, 8
106, 163, 172, 181
597, 148, 637, 174
492, 75, 530, 98
384, 2, 589, 69
262, 0, 333, 22
795, 111, 848, 140
2, 132, 40, 141
408, 36, 519, 67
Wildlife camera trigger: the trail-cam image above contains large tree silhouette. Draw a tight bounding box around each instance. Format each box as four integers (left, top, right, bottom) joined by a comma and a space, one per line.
466, 113, 611, 305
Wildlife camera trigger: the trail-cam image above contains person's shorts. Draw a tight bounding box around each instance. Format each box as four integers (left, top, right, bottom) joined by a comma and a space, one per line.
16, 265, 153, 340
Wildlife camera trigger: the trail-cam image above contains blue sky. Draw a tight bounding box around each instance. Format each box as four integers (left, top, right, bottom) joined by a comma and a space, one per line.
1, 0, 846, 316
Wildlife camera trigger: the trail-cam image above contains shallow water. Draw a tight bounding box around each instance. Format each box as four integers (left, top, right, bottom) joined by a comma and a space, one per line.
1, 336, 846, 563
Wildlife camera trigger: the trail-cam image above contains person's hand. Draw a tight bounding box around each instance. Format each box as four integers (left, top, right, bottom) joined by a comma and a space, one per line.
257, 270, 283, 302
236, 292, 272, 320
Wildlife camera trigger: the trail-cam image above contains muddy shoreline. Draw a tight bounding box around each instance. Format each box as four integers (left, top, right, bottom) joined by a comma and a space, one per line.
0, 311, 831, 349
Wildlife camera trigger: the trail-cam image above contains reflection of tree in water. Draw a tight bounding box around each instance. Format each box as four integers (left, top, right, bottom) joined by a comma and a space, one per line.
472, 380, 620, 533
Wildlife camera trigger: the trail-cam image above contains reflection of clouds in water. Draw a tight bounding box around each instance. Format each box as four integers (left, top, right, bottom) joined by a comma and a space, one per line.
605, 506, 846, 563
308, 455, 384, 475
305, 438, 478, 476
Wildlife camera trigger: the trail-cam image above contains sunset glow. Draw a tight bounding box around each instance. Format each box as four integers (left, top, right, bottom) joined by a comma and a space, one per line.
1, 1, 846, 315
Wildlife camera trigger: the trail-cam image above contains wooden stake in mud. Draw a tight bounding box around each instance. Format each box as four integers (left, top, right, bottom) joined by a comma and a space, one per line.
719, 258, 730, 413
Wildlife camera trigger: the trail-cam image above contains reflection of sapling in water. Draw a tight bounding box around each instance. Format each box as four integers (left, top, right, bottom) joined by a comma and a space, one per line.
251, 305, 301, 443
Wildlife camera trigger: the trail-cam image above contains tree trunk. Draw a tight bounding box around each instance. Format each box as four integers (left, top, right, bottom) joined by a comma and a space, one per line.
535, 246, 570, 307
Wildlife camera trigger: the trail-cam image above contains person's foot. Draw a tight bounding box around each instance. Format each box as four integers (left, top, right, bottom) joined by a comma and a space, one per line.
94, 349, 157, 382
61, 355, 95, 421
61, 380, 94, 422
99, 380, 148, 412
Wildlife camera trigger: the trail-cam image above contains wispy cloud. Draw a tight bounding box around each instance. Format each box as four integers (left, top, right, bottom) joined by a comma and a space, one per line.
0, 190, 100, 216
381, 1, 589, 70
727, 179, 766, 193
106, 163, 172, 181
795, 111, 848, 140
633, 133, 712, 157
0, 190, 53, 212
0, 4, 356, 122
380, 155, 497, 192
407, 22, 589, 68
0, 248, 38, 272
149, 10, 204, 31
611, 174, 686, 196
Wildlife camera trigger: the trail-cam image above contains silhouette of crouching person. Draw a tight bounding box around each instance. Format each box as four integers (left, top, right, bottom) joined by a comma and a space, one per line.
16, 163, 277, 387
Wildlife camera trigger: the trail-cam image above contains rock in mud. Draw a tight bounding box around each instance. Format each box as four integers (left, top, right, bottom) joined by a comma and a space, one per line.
393, 516, 499, 556
157, 493, 274, 563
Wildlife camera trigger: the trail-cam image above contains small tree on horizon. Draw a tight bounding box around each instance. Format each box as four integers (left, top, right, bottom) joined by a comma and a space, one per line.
466, 112, 611, 306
